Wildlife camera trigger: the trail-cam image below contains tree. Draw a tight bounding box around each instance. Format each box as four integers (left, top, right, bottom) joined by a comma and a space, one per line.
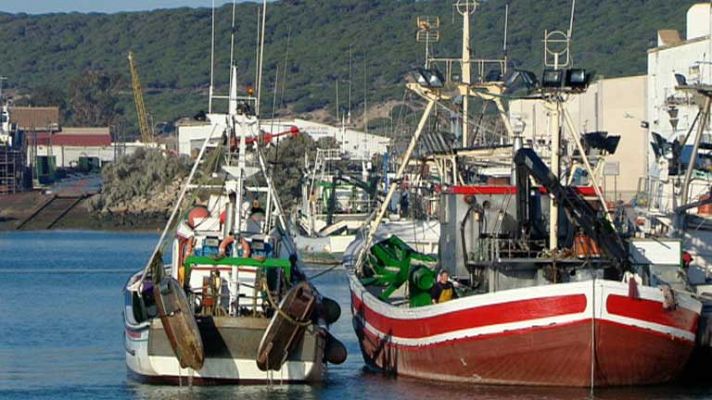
68, 69, 123, 126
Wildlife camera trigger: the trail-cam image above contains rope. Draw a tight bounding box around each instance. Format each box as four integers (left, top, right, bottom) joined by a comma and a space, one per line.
261, 280, 311, 327
307, 264, 344, 280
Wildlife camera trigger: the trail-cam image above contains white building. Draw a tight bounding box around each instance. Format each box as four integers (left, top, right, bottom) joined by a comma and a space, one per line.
647, 3, 712, 175
509, 75, 648, 201
177, 116, 390, 160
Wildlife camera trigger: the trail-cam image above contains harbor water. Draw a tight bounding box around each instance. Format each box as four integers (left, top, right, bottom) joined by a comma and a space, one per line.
2, 230, 712, 399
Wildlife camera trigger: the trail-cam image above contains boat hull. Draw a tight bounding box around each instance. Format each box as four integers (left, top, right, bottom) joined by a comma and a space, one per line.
350, 277, 700, 387
125, 315, 325, 384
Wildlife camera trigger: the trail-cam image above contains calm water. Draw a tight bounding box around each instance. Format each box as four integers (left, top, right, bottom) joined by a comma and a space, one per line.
1, 230, 712, 399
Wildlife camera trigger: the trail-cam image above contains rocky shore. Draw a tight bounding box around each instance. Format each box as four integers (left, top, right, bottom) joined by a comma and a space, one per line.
0, 191, 168, 232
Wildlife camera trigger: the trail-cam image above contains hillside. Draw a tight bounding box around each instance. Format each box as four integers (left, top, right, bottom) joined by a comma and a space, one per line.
0, 0, 698, 137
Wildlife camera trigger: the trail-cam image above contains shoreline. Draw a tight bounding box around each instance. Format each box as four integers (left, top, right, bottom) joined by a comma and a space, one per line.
0, 192, 167, 232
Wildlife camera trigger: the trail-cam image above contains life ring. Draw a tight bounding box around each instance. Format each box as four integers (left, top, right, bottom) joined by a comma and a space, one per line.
219, 235, 235, 256
241, 238, 251, 258
184, 237, 195, 259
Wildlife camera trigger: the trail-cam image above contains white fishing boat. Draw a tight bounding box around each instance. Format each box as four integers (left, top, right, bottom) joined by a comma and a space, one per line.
123, 1, 345, 384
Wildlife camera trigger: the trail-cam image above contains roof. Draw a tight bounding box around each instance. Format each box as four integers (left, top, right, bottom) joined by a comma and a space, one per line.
649, 33, 708, 53
9, 107, 60, 130
25, 126, 111, 147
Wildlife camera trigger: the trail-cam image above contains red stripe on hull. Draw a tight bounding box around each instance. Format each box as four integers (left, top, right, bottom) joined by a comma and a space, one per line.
606, 294, 699, 333
351, 293, 586, 339
447, 185, 597, 196
354, 316, 694, 387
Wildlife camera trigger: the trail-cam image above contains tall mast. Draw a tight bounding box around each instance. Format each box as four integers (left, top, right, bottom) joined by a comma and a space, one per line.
256, 0, 267, 116
229, 66, 244, 235
209, 0, 216, 113
457, 1, 477, 147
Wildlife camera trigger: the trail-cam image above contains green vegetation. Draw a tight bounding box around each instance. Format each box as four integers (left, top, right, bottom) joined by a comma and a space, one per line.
89, 148, 191, 212
0, 0, 698, 135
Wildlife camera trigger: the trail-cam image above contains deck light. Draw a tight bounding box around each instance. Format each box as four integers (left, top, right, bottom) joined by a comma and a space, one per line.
565, 69, 591, 89
503, 70, 539, 95
542, 69, 564, 88
414, 68, 445, 88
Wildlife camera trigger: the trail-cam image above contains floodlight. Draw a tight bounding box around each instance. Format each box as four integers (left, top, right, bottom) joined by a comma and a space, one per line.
542, 69, 564, 88
503, 70, 539, 95
428, 69, 445, 88
565, 69, 591, 89
413, 68, 445, 88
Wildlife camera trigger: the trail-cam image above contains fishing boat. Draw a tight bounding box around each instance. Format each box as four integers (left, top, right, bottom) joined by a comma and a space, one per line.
123, 1, 345, 384
346, 1, 701, 387
633, 75, 712, 378
295, 146, 440, 259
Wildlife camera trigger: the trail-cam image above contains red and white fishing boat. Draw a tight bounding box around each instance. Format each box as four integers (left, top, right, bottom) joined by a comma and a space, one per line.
345, 1, 702, 387
350, 274, 699, 386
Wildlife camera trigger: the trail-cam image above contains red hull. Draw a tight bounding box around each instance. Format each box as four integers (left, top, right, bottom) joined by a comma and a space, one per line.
350, 279, 700, 387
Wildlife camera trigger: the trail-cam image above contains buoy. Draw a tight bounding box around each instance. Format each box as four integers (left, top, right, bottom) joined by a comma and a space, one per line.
324, 330, 347, 365
187, 206, 210, 228
219, 210, 226, 225
318, 296, 341, 325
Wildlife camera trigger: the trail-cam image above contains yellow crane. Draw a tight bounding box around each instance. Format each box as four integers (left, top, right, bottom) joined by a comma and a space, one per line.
128, 51, 153, 143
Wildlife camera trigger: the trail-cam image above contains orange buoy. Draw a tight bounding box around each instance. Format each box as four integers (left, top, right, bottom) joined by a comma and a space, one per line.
187, 206, 210, 228
699, 194, 712, 215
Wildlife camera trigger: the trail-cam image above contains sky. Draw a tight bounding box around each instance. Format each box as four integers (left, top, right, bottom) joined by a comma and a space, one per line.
0, 1, 248, 14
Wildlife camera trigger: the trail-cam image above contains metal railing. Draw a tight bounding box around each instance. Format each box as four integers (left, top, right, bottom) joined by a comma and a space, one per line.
428, 57, 508, 84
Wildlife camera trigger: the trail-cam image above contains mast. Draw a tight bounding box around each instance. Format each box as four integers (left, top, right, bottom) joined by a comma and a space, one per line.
457, 1, 476, 147
209, 0, 216, 113
256, 0, 267, 116
548, 100, 561, 250
230, 66, 245, 235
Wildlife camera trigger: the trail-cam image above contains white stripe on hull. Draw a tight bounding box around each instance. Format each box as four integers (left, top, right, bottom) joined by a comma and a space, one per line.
125, 330, 324, 383
350, 276, 701, 346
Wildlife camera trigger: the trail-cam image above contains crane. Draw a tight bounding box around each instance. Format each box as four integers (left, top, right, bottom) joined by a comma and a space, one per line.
128, 51, 153, 143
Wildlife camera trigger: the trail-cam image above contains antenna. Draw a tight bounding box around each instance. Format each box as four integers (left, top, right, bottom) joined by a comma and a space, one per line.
209, 0, 215, 113
568, 0, 576, 39
363, 54, 368, 134
416, 16, 440, 68
256, 0, 267, 115
335, 80, 340, 120
503, 3, 509, 56
348, 47, 353, 124
543, 0, 575, 69
544, 30, 571, 69
228, 0, 237, 104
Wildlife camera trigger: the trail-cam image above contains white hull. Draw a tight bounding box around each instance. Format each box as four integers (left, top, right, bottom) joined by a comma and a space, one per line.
124, 325, 324, 383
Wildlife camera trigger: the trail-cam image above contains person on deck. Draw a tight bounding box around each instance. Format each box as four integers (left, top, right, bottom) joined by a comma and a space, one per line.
431, 269, 458, 304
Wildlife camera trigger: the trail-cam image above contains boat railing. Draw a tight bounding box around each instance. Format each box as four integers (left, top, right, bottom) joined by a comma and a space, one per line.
427, 57, 507, 84
313, 197, 374, 215
636, 175, 712, 213
471, 237, 547, 264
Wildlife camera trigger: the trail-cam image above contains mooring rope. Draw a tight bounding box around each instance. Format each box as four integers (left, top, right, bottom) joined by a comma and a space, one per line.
261, 280, 311, 327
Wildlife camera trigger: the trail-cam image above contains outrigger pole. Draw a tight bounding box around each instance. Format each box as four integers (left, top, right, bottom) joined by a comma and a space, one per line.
132, 124, 219, 290
355, 98, 436, 272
